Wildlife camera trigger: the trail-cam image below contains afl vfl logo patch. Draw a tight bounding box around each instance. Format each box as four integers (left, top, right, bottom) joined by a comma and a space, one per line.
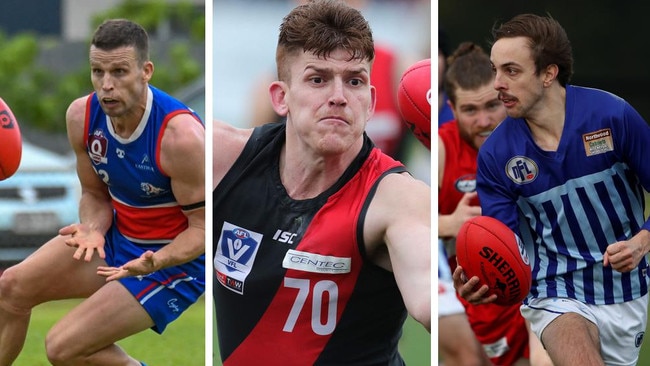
506, 156, 538, 184
214, 222, 263, 295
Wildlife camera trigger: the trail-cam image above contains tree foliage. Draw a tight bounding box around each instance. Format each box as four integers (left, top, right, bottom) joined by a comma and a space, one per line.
1, 0, 204, 133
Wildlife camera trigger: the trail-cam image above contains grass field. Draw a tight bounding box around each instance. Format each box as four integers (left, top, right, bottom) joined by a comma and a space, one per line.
212, 314, 430, 365
16, 291, 650, 365
13, 297, 205, 366
14, 296, 428, 365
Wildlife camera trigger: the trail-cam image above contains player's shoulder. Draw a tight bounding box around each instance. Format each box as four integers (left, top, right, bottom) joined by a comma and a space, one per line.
162, 113, 204, 150
66, 95, 91, 120
214, 120, 254, 150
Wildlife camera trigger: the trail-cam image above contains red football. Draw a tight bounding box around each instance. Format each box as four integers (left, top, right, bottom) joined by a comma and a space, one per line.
0, 97, 21, 180
456, 216, 532, 306
397, 58, 431, 150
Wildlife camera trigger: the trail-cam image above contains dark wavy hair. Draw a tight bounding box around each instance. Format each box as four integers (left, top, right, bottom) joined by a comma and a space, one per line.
492, 13, 573, 87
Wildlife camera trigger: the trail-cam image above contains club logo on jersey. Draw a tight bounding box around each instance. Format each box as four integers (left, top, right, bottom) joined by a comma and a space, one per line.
583, 128, 614, 156
506, 156, 538, 184
214, 222, 263, 294
455, 174, 477, 193
282, 249, 351, 274
88, 129, 108, 165
140, 182, 167, 197
116, 148, 125, 159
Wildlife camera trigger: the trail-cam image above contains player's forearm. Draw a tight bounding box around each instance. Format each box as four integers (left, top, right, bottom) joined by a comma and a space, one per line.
150, 225, 205, 270
438, 214, 458, 238
78, 191, 113, 235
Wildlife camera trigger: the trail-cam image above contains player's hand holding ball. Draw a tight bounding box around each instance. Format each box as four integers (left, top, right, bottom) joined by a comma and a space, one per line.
453, 216, 532, 306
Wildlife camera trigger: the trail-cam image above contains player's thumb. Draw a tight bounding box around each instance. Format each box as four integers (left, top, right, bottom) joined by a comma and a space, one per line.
462, 191, 478, 202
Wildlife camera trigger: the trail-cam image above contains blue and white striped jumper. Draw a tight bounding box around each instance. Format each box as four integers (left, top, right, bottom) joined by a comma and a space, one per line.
477, 85, 650, 305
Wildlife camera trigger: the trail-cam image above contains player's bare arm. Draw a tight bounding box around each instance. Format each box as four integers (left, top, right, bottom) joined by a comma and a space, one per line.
364, 172, 431, 331
60, 96, 113, 262
213, 120, 252, 189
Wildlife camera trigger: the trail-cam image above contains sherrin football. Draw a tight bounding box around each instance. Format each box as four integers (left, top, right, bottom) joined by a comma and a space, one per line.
456, 216, 532, 306
0, 97, 21, 180
397, 58, 431, 150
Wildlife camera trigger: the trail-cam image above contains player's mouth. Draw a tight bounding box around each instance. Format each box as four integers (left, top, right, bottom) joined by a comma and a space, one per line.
477, 130, 493, 138
319, 116, 349, 125
101, 98, 120, 108
499, 93, 517, 108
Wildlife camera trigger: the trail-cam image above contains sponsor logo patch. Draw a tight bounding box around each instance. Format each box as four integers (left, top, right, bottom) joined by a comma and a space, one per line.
582, 128, 614, 156
282, 249, 351, 274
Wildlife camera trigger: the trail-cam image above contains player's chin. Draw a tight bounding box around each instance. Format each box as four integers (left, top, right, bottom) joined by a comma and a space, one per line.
316, 134, 360, 155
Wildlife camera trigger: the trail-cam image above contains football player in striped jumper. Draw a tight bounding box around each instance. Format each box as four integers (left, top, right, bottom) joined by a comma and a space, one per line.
454, 13, 650, 366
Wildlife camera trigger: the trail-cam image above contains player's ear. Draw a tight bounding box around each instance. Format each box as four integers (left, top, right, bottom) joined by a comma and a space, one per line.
367, 84, 377, 120
542, 64, 558, 88
142, 61, 154, 83
269, 81, 289, 117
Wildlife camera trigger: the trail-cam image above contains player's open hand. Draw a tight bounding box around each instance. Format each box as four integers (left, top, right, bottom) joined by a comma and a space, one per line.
452, 265, 498, 305
97, 250, 158, 281
59, 223, 106, 262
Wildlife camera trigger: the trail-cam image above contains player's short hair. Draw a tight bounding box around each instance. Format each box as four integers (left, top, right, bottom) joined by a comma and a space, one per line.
91, 19, 150, 66
443, 42, 493, 105
492, 13, 573, 87
275, 0, 375, 82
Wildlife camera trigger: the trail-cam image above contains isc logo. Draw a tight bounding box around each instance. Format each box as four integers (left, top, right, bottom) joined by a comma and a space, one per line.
273, 229, 297, 244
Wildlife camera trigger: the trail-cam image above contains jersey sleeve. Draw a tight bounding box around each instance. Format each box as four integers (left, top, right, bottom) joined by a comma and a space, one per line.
476, 145, 520, 233
617, 102, 650, 231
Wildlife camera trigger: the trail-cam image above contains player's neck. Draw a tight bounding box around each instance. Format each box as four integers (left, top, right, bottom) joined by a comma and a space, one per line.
525, 86, 566, 152
279, 142, 358, 200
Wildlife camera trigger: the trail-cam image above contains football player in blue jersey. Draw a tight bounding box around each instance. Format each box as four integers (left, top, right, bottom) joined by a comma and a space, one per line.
454, 13, 650, 366
0, 19, 205, 365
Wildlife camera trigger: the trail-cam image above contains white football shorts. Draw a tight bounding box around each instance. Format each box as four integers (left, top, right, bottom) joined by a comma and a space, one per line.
521, 294, 648, 366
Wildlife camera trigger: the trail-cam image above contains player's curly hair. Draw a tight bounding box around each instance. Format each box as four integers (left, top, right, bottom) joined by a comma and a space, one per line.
275, 0, 375, 82
443, 42, 493, 105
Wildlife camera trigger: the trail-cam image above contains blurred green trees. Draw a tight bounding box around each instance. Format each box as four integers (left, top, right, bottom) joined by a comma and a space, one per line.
0, 0, 204, 132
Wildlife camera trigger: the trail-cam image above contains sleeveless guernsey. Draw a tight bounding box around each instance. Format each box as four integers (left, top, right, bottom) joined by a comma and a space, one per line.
214, 123, 409, 365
